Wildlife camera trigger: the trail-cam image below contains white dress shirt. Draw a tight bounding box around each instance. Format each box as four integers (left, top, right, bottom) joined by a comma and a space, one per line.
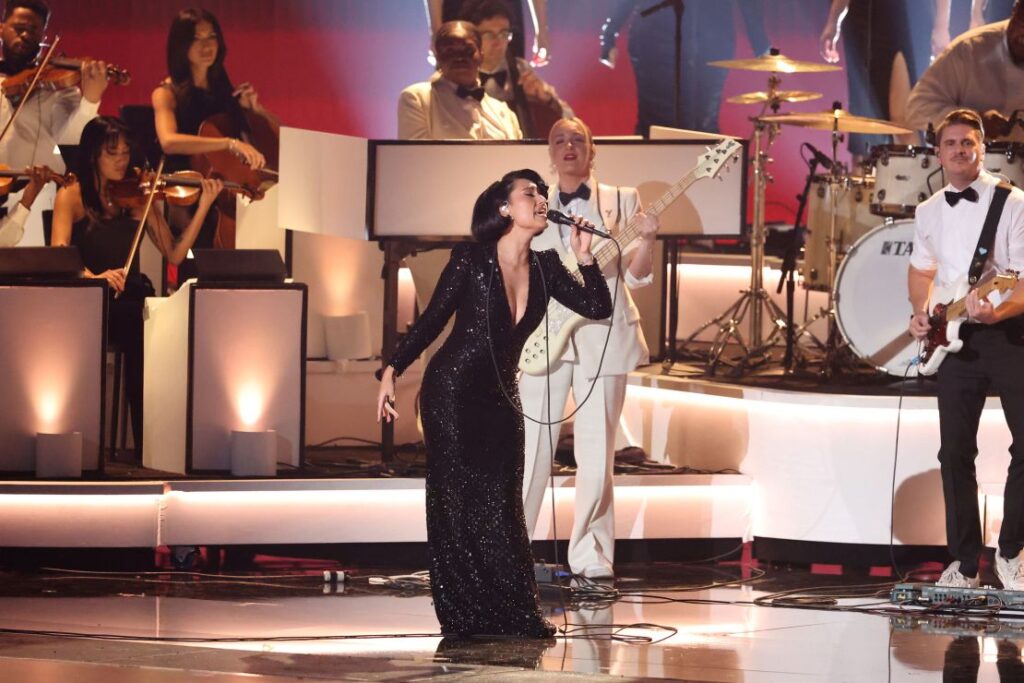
397, 72, 522, 140
906, 21, 1024, 137
0, 202, 32, 247
911, 170, 1024, 289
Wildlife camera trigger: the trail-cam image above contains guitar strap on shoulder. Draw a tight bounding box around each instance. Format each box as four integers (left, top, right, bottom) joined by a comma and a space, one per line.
594, 183, 622, 233
969, 181, 1013, 285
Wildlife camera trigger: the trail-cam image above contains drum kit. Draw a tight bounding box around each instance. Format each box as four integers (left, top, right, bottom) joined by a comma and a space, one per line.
684, 49, 1024, 379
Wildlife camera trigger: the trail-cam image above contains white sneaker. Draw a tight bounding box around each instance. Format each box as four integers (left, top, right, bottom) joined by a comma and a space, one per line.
996, 552, 1024, 591
580, 563, 614, 580
937, 561, 980, 588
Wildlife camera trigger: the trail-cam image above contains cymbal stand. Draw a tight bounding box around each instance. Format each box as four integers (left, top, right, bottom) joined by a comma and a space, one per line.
682, 116, 788, 374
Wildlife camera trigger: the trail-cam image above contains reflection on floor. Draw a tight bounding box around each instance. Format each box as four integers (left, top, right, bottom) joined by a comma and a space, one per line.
0, 557, 1022, 682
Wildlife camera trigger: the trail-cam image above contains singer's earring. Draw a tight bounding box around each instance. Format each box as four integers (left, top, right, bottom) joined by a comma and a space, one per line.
499, 202, 510, 217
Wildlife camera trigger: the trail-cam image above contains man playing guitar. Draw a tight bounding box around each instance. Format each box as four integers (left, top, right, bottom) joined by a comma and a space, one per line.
908, 108, 1024, 589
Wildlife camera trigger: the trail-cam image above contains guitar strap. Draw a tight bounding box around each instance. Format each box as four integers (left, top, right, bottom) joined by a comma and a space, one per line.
594, 183, 622, 234
968, 181, 1013, 285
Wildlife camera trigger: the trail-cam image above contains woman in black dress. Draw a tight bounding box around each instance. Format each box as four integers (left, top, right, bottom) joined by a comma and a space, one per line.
50, 116, 222, 457
375, 169, 612, 638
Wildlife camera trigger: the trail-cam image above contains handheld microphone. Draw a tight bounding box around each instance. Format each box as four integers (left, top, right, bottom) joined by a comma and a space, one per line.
546, 209, 611, 238
804, 143, 834, 170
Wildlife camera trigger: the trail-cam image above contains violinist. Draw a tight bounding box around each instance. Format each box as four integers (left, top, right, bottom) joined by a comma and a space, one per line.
50, 116, 222, 458
0, 0, 110, 245
151, 7, 277, 256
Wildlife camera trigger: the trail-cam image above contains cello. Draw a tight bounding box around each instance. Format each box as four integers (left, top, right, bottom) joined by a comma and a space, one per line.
191, 108, 278, 249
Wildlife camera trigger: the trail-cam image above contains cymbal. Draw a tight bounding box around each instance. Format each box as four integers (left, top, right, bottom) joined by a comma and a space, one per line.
710, 52, 841, 74
727, 90, 823, 105
759, 109, 913, 135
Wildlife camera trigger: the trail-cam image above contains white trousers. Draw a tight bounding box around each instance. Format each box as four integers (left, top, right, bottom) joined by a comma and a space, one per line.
520, 361, 627, 574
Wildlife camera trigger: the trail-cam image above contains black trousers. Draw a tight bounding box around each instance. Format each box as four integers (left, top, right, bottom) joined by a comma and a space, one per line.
937, 323, 1024, 571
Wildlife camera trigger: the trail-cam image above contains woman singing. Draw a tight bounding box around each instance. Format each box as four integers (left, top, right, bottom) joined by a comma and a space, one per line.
375, 169, 612, 637
151, 7, 277, 254
51, 116, 222, 458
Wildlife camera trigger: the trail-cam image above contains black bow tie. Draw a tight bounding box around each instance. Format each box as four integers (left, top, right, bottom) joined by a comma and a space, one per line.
945, 186, 979, 207
479, 70, 508, 88
456, 84, 485, 101
559, 184, 591, 205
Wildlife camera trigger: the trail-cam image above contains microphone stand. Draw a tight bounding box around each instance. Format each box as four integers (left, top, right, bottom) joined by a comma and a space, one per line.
639, 0, 684, 130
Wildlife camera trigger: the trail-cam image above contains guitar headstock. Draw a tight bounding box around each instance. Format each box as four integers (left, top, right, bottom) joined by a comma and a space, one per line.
696, 138, 742, 181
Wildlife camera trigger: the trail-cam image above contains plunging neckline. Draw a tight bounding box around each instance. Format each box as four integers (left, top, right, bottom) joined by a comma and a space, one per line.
495, 254, 533, 330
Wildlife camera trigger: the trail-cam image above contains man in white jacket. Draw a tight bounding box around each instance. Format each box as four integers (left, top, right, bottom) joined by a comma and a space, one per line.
520, 117, 658, 579
398, 20, 521, 140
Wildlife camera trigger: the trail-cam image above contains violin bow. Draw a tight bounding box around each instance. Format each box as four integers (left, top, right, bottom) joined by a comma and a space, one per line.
118, 156, 166, 297
0, 34, 61, 147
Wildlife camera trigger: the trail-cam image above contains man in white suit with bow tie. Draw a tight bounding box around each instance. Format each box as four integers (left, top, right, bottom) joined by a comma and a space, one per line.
520, 117, 658, 579
398, 20, 522, 140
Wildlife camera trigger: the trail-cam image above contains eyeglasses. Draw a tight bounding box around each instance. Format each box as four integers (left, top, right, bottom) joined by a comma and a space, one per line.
480, 29, 513, 43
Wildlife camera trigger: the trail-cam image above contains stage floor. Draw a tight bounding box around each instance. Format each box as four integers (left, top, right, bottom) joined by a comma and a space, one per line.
0, 558, 1017, 682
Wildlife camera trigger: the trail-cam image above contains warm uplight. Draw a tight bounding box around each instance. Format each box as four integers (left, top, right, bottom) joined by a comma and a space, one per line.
237, 384, 264, 429
34, 391, 61, 433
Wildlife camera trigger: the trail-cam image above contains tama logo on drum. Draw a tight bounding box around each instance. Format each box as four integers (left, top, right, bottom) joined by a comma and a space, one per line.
881, 240, 913, 256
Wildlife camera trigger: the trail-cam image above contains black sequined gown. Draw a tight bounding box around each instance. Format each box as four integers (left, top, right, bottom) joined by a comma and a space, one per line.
386, 242, 612, 637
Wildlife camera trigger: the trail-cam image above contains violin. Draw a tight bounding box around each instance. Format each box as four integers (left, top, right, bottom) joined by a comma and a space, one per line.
0, 164, 73, 194
2, 55, 130, 101
107, 169, 247, 208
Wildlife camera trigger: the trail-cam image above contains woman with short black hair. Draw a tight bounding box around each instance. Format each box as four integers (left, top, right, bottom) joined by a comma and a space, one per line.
375, 168, 611, 637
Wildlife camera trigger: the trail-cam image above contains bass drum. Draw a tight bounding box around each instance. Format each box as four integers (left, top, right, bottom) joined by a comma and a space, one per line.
833, 219, 920, 377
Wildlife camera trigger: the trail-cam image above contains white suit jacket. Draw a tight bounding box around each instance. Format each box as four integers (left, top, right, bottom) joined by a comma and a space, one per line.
530, 179, 650, 378
397, 73, 522, 140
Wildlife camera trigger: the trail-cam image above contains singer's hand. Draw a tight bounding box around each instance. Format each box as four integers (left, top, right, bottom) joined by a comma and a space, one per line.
568, 215, 595, 265
376, 366, 399, 423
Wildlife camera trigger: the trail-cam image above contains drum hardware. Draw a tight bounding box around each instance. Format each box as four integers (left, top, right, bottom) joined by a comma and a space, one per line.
757, 105, 913, 377
677, 114, 790, 375
776, 147, 828, 371
676, 55, 839, 375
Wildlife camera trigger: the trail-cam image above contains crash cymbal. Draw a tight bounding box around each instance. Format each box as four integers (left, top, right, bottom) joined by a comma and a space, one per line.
759, 109, 913, 135
727, 90, 823, 105
710, 50, 841, 74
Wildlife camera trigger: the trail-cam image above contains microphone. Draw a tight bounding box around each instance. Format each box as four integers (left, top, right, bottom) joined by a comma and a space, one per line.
546, 209, 611, 238
804, 143, 834, 170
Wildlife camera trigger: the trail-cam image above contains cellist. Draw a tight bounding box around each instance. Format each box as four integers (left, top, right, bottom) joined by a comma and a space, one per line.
151, 7, 278, 261
0, 0, 110, 245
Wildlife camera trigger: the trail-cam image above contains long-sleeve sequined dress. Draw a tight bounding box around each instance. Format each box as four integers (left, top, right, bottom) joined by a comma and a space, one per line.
386, 242, 612, 637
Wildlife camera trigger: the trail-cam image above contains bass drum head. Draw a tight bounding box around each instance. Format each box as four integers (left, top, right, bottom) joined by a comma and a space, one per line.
833, 219, 920, 377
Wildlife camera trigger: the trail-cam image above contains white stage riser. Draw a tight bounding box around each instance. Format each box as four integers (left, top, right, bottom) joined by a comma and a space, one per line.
623, 373, 1014, 548
0, 475, 749, 548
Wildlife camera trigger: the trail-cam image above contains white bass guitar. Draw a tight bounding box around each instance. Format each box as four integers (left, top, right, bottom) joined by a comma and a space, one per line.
519, 138, 742, 375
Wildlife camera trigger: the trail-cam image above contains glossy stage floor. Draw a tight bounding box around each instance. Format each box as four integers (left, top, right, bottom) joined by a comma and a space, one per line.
0, 557, 1019, 682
